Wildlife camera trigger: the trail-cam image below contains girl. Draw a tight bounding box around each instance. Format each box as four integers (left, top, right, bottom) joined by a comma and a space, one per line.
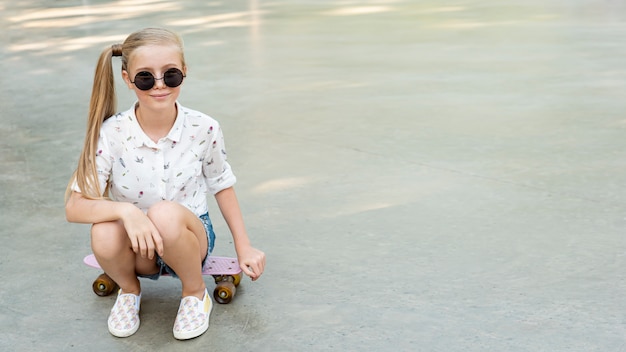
65, 28, 265, 340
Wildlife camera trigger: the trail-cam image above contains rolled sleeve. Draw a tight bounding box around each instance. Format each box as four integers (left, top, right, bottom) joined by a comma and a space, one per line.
206, 162, 237, 195
203, 126, 237, 194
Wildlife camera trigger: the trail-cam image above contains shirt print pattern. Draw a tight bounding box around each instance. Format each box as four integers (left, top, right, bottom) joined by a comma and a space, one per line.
88, 103, 236, 216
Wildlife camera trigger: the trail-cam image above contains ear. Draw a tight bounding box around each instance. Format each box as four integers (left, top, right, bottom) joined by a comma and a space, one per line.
121, 70, 133, 89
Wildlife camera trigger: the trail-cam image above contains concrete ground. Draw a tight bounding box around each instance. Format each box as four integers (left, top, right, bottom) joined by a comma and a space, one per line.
1, 0, 625, 350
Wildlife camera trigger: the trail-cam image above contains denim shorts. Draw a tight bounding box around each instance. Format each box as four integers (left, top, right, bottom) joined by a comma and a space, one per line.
138, 213, 216, 280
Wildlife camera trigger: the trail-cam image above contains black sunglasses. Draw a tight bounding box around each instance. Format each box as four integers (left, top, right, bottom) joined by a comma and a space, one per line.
130, 68, 185, 91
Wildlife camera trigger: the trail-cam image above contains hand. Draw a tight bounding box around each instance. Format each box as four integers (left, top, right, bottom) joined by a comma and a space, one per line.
121, 205, 163, 259
237, 245, 266, 281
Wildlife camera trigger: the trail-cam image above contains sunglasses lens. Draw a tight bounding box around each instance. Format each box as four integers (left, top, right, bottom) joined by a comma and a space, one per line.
132, 69, 184, 90
133, 71, 154, 91
163, 68, 184, 88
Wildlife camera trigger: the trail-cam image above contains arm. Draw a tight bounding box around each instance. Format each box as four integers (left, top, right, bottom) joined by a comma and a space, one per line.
214, 187, 265, 280
65, 191, 163, 258
66, 190, 135, 224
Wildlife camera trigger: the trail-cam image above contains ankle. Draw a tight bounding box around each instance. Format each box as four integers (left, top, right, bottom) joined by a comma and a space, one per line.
119, 284, 141, 296
117, 277, 141, 296
182, 286, 206, 300
120, 289, 141, 296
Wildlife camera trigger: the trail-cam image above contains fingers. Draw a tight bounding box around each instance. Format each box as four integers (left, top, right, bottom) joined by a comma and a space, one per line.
139, 230, 163, 259
143, 235, 155, 259
130, 236, 140, 255
241, 265, 258, 281
125, 216, 162, 259
129, 232, 155, 259
240, 250, 266, 281
152, 229, 164, 257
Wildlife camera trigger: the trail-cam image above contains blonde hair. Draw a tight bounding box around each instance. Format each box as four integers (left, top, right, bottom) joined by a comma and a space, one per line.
65, 28, 185, 201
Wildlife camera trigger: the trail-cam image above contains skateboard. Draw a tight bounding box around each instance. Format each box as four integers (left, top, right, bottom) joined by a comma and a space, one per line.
83, 254, 243, 304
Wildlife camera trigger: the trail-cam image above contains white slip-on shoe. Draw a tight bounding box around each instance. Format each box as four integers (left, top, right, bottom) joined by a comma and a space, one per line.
107, 290, 141, 338
173, 289, 212, 340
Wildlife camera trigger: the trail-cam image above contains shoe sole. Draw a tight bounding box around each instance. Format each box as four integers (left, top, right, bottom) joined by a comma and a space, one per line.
109, 319, 140, 338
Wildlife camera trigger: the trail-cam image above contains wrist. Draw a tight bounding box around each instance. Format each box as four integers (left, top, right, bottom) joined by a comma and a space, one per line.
233, 236, 251, 251
118, 202, 139, 221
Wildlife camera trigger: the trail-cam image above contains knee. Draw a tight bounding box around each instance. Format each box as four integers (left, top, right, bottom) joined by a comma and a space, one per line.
146, 201, 177, 219
91, 221, 128, 258
147, 201, 185, 242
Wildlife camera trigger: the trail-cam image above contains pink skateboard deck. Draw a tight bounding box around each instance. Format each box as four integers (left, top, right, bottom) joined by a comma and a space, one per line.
84, 254, 243, 304
84, 254, 242, 275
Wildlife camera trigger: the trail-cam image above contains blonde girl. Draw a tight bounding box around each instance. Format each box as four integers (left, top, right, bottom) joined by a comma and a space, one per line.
65, 28, 265, 340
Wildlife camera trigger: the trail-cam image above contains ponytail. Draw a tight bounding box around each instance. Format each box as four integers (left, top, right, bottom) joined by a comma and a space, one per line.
65, 45, 121, 202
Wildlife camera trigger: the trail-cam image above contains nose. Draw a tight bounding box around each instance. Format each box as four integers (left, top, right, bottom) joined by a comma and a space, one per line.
153, 75, 166, 89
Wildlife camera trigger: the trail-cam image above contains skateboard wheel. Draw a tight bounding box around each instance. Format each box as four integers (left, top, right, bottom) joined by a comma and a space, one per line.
213, 281, 236, 304
92, 273, 117, 297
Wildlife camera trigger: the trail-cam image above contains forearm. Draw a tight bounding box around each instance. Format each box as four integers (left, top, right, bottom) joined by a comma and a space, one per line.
214, 187, 251, 250
65, 191, 135, 224
215, 187, 265, 280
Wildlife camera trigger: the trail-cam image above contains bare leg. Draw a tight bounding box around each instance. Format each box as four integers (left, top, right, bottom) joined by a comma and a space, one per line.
91, 220, 158, 295
147, 201, 208, 299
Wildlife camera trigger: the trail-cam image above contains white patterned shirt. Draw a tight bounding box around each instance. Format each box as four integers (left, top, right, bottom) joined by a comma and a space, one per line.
73, 102, 236, 216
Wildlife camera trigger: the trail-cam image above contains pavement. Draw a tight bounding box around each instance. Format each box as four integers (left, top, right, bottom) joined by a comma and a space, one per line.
1, 0, 626, 351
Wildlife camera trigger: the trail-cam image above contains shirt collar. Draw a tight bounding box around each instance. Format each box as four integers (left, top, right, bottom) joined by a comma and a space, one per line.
128, 102, 185, 148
